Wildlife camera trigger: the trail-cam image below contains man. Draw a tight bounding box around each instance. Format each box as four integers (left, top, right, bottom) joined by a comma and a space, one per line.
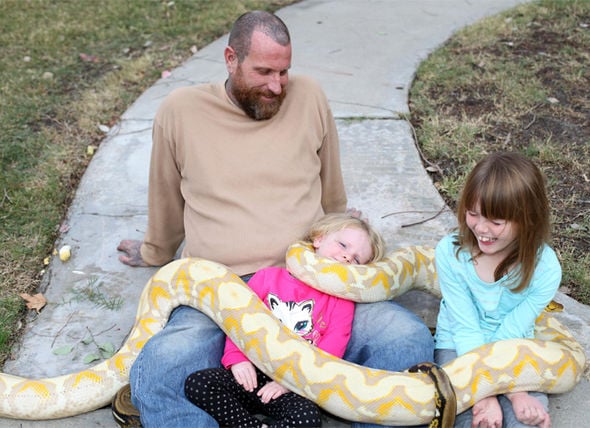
115, 10, 433, 428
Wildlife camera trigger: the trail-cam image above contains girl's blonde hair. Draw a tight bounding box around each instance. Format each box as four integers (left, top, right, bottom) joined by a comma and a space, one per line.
456, 151, 550, 292
302, 213, 386, 263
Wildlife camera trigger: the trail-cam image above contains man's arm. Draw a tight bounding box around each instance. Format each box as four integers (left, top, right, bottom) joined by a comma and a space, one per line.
318, 102, 347, 214
118, 100, 186, 267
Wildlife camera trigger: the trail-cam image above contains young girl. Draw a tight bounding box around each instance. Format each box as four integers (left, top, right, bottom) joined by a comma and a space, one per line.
434, 152, 560, 428
184, 213, 385, 428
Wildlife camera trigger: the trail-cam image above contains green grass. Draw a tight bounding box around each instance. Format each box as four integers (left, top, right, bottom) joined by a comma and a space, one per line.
410, 0, 590, 302
2, 0, 588, 365
0, 0, 299, 364
0, 297, 22, 354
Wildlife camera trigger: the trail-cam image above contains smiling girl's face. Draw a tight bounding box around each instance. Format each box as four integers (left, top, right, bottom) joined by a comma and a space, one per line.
466, 202, 518, 259
312, 227, 373, 265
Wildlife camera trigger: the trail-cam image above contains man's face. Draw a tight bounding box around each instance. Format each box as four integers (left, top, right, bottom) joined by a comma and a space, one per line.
225, 31, 291, 120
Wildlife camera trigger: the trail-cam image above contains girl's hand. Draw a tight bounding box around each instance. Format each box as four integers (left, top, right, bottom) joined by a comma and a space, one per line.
472, 396, 502, 428
230, 361, 257, 392
506, 392, 551, 428
257, 381, 288, 403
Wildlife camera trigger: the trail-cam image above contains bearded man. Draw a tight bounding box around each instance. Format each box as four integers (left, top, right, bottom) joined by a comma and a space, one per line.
115, 10, 433, 428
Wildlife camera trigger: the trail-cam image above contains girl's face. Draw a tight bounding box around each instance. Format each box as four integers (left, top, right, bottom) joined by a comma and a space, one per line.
313, 227, 373, 265
466, 203, 517, 258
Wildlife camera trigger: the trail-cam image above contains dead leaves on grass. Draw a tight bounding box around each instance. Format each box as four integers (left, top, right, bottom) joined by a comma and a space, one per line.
19, 292, 47, 313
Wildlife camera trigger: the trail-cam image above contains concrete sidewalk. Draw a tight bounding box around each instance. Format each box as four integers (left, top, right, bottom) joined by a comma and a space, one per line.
2, 0, 588, 426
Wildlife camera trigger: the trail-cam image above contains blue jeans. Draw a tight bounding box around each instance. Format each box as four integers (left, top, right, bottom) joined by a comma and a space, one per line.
435, 349, 549, 428
130, 300, 434, 428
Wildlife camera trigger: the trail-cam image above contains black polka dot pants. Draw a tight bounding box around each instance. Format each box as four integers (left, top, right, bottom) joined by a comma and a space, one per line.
185, 367, 322, 427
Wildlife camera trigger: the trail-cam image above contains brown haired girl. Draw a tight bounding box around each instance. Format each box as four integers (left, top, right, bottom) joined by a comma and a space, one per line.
434, 152, 560, 428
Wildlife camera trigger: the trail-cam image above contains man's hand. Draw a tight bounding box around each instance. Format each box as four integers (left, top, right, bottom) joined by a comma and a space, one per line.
345, 207, 363, 218
257, 381, 288, 403
117, 239, 150, 267
506, 392, 551, 428
346, 207, 372, 224
472, 396, 502, 428
230, 361, 258, 392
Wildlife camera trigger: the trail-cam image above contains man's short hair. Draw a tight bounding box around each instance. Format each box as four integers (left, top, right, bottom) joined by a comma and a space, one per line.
228, 10, 290, 62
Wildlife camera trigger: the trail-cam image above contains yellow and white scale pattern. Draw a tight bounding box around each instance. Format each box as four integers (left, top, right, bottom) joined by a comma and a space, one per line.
0, 243, 586, 425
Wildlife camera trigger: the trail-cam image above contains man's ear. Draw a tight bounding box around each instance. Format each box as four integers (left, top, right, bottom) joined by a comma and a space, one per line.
224, 46, 238, 73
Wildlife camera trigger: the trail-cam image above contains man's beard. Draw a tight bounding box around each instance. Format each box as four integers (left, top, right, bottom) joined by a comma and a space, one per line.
231, 76, 287, 120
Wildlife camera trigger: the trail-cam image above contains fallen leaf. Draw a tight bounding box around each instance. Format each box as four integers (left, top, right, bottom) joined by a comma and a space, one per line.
99, 342, 116, 359
20, 293, 47, 313
52, 345, 74, 355
79, 53, 99, 63
83, 353, 101, 364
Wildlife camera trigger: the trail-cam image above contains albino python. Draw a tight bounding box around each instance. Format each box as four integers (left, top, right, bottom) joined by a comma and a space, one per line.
0, 243, 586, 425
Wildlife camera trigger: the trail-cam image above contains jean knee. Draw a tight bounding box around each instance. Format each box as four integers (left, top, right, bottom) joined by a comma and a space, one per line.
345, 301, 434, 370
130, 307, 225, 392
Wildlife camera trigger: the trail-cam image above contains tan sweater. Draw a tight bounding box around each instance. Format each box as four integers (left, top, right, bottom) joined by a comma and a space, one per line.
141, 75, 347, 275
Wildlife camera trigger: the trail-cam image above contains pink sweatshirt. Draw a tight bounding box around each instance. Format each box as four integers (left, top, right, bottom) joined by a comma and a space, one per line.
222, 267, 354, 368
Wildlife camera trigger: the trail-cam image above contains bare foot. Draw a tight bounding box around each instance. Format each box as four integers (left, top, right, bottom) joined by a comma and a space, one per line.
507, 392, 551, 428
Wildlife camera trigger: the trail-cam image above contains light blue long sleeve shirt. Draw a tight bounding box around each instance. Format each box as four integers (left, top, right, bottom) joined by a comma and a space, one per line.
434, 234, 562, 356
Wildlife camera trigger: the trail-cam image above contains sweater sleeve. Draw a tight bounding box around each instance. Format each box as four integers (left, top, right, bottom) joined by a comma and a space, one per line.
435, 237, 487, 355
317, 96, 347, 213
221, 336, 248, 368
490, 246, 561, 342
140, 98, 186, 266
221, 270, 271, 368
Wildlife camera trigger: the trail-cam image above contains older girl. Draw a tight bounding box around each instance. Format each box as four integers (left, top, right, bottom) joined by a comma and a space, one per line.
434, 152, 559, 428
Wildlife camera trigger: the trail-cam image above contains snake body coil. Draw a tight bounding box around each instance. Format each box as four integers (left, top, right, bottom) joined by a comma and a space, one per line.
0, 243, 586, 425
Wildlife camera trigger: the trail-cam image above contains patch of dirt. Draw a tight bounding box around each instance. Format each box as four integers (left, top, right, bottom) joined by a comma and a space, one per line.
412, 12, 589, 302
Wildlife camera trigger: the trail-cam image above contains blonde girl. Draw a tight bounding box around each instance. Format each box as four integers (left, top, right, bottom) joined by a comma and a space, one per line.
185, 213, 385, 428
302, 212, 386, 264
434, 152, 560, 428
